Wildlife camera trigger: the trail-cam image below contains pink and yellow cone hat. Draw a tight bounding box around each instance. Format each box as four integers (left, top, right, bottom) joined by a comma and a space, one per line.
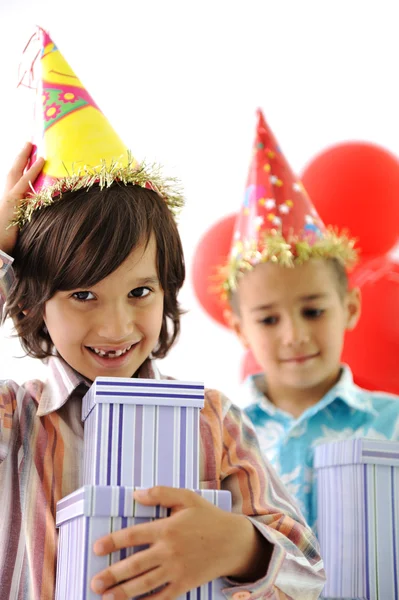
14, 27, 183, 226
222, 109, 357, 293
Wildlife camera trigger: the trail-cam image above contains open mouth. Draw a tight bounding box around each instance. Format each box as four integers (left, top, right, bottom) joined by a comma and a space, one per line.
86, 342, 136, 359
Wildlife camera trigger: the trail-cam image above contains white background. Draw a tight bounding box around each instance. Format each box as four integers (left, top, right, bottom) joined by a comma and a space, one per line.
0, 0, 398, 403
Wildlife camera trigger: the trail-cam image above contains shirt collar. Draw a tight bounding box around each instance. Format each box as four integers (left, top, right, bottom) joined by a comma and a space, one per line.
240, 372, 271, 411
37, 355, 161, 417
322, 364, 378, 416
240, 365, 378, 418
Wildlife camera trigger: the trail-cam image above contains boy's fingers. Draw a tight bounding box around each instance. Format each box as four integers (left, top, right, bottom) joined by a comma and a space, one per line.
93, 520, 156, 555
13, 157, 45, 196
0, 148, 44, 254
93, 565, 167, 599
91, 548, 160, 594
4, 142, 44, 198
5, 157, 45, 202
134, 486, 198, 509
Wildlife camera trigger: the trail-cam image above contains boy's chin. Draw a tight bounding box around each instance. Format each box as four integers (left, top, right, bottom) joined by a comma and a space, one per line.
67, 352, 143, 382
77, 365, 138, 382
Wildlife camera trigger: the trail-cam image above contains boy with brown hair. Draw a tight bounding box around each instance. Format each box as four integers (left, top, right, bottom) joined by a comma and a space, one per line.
226, 109, 399, 532
0, 30, 324, 600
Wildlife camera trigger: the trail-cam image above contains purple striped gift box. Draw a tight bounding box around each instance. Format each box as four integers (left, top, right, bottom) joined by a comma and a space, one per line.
314, 438, 399, 599
55, 485, 231, 600
82, 378, 204, 489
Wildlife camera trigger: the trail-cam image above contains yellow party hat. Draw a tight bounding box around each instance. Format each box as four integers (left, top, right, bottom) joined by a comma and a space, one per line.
14, 27, 183, 226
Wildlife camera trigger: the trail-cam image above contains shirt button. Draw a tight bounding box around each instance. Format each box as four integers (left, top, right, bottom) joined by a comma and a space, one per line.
232, 592, 251, 600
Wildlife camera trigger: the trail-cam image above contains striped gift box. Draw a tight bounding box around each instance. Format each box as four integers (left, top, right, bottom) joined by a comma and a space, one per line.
314, 438, 399, 599
55, 485, 232, 600
82, 378, 204, 489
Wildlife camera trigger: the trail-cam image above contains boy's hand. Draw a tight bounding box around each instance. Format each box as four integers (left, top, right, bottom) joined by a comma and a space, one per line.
91, 486, 271, 600
0, 142, 44, 255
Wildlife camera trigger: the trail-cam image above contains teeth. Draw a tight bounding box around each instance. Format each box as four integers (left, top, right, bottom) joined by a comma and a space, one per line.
90, 344, 133, 358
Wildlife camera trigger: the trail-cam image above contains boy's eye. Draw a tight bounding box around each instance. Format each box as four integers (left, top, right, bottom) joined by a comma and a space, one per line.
303, 308, 324, 319
129, 287, 151, 298
259, 315, 279, 326
72, 291, 95, 302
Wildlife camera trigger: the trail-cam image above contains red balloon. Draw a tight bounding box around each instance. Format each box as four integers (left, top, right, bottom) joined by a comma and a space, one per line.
191, 214, 236, 327
241, 349, 262, 381
342, 255, 399, 394
301, 143, 399, 257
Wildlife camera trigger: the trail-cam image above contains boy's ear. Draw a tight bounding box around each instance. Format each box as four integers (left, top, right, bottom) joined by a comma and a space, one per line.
226, 309, 250, 349
345, 287, 361, 331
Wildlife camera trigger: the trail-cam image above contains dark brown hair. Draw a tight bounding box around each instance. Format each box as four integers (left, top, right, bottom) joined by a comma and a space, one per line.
6, 183, 185, 359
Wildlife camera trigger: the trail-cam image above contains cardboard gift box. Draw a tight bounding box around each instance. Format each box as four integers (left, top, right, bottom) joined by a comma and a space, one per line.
82, 378, 204, 489
55, 485, 231, 600
314, 438, 399, 599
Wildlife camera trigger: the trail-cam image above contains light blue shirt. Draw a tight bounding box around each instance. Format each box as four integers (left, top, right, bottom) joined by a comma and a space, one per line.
242, 366, 399, 531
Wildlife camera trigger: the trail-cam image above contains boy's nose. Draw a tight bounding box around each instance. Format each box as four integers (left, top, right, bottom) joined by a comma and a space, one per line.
96, 305, 134, 341
282, 318, 310, 347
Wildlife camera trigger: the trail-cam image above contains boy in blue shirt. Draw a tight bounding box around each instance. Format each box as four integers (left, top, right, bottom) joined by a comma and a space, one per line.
226, 110, 399, 531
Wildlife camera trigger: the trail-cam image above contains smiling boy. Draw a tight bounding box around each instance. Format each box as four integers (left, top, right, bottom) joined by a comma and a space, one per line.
226, 110, 399, 531
0, 31, 325, 600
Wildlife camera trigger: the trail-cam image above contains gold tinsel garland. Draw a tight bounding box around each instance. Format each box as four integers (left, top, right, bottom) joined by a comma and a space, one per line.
221, 228, 358, 295
12, 154, 184, 228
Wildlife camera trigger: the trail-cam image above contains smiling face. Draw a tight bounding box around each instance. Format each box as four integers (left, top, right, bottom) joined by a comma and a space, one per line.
231, 259, 361, 401
43, 236, 164, 381
9, 184, 185, 364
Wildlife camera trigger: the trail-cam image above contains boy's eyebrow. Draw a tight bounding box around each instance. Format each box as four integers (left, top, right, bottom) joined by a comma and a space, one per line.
250, 293, 328, 312
134, 276, 160, 287
298, 293, 329, 301
251, 303, 277, 312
